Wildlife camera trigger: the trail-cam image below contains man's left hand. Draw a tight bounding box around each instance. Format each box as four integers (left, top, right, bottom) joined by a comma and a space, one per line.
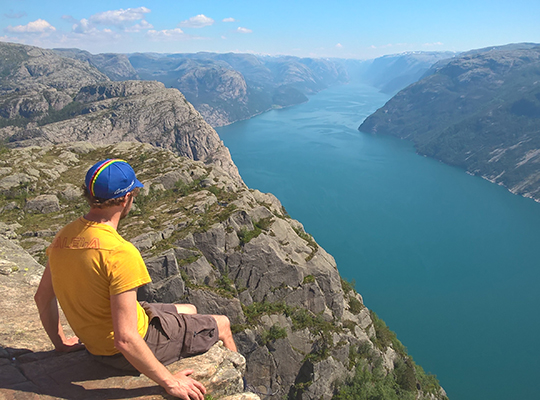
55, 336, 85, 353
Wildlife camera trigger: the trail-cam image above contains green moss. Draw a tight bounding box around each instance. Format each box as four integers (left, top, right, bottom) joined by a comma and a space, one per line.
260, 324, 287, 345
237, 226, 261, 245
341, 277, 356, 294
370, 311, 407, 357
342, 320, 357, 332
348, 297, 364, 315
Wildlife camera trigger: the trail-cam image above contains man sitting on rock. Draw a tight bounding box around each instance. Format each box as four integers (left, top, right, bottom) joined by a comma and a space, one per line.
34, 159, 237, 400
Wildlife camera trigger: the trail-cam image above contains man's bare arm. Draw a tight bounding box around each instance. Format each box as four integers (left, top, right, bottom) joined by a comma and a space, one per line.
34, 262, 82, 352
111, 289, 206, 400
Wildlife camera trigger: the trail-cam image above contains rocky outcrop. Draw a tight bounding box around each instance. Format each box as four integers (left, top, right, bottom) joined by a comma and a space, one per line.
0, 340, 254, 400
0, 42, 108, 95
1, 79, 241, 183
0, 142, 447, 400
0, 42, 109, 122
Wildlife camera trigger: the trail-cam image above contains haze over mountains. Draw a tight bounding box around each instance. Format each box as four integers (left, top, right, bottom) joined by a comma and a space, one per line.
51, 47, 453, 127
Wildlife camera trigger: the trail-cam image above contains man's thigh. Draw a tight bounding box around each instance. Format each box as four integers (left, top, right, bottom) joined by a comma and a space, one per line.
141, 302, 219, 365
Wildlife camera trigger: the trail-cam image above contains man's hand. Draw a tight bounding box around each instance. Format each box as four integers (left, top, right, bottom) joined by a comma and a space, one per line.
165, 370, 206, 400
54, 336, 85, 353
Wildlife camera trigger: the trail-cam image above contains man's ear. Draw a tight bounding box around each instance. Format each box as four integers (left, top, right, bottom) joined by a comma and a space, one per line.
120, 193, 131, 206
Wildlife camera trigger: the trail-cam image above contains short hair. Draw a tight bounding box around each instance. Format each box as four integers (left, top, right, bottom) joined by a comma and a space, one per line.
82, 184, 139, 209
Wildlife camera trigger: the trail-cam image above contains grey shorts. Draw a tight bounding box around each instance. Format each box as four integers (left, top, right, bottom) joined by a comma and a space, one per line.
91, 302, 219, 371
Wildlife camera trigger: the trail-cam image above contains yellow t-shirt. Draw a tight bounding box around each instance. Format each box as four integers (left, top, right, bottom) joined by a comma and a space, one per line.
47, 217, 151, 356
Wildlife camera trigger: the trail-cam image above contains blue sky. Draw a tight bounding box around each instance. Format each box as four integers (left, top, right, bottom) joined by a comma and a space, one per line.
1, 0, 539, 59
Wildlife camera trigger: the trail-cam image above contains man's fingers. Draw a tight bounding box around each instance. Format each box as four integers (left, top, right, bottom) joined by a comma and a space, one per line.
192, 379, 206, 395
188, 385, 204, 400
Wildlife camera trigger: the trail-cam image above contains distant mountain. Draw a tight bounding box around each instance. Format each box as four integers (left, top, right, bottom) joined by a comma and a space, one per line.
53, 48, 139, 81
0, 42, 109, 124
342, 51, 457, 94
128, 52, 349, 126
359, 43, 540, 200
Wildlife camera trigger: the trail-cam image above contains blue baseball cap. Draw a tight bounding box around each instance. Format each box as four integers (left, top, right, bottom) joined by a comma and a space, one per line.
85, 159, 143, 200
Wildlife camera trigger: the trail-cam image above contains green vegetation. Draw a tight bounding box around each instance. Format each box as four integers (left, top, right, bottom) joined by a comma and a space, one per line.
348, 296, 364, 315
334, 358, 416, 400
369, 311, 407, 357
341, 277, 356, 294
237, 216, 273, 245
0, 116, 29, 128
337, 342, 446, 400
216, 272, 237, 295
293, 226, 318, 261
37, 102, 86, 126
334, 310, 446, 400
237, 226, 261, 245
260, 324, 287, 345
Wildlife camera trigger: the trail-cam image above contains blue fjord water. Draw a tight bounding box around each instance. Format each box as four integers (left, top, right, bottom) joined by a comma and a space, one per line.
216, 83, 540, 400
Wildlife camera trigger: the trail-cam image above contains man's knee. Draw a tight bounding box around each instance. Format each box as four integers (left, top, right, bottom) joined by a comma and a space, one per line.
213, 315, 232, 334
174, 304, 197, 314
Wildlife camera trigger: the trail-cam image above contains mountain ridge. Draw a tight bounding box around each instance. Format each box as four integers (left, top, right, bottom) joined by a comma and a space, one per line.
359, 43, 540, 201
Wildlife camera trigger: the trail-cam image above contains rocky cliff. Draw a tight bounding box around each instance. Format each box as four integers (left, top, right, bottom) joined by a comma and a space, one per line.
0, 42, 239, 182
0, 41, 446, 400
360, 43, 540, 201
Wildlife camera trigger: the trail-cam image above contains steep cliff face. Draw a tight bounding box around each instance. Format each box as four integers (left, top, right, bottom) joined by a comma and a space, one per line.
360, 43, 540, 201
0, 142, 446, 400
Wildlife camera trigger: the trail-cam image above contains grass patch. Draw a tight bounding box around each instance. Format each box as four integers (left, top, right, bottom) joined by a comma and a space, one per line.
237, 226, 261, 245
260, 324, 287, 345
348, 297, 364, 315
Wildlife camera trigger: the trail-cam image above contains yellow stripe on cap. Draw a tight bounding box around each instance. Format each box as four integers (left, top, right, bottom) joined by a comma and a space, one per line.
89, 159, 127, 197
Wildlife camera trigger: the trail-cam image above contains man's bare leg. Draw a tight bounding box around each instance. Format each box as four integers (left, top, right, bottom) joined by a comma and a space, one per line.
174, 304, 197, 314
212, 315, 237, 352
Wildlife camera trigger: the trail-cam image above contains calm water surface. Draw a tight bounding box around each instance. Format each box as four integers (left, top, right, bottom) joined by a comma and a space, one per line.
216, 83, 540, 400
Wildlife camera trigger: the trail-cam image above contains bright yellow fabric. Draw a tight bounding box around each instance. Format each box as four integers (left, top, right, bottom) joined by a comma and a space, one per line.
47, 217, 151, 356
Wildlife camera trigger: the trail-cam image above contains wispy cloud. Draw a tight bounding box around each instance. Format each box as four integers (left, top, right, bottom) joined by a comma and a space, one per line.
5, 19, 56, 33
90, 7, 151, 28
369, 43, 409, 49
125, 20, 154, 33
4, 11, 27, 19
423, 42, 444, 47
147, 28, 192, 41
222, 17, 236, 23
236, 27, 252, 34
336, 43, 343, 48
179, 14, 214, 28
71, 7, 153, 35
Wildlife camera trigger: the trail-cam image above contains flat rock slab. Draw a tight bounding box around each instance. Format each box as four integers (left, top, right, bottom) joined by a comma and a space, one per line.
0, 342, 255, 400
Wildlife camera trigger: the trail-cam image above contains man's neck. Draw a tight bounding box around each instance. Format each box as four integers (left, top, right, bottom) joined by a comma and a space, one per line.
84, 207, 123, 230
